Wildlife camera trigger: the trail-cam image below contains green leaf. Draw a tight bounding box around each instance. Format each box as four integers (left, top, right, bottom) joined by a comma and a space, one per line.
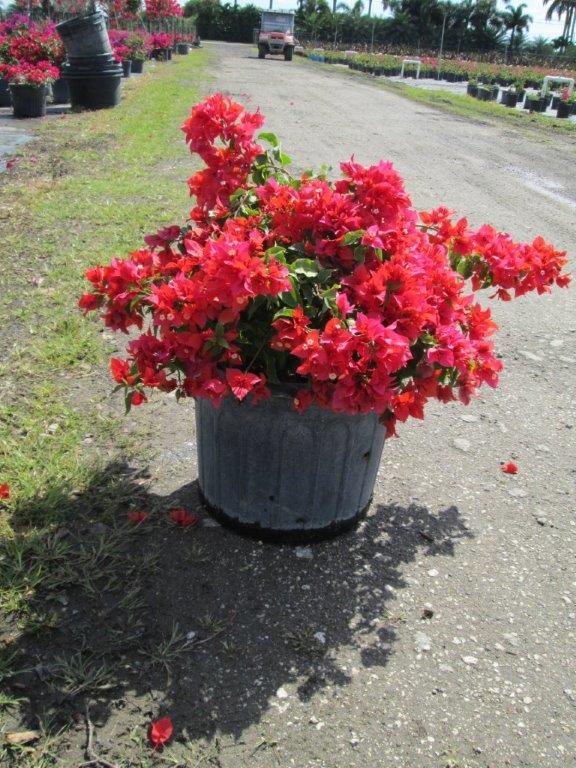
279, 290, 299, 309
258, 132, 279, 148
456, 259, 473, 278
266, 245, 287, 263
279, 153, 292, 166
291, 258, 319, 278
321, 286, 339, 313
272, 307, 295, 321
342, 230, 365, 246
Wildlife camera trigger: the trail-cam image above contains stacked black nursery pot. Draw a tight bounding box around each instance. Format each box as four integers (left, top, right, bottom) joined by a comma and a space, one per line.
56, 11, 122, 110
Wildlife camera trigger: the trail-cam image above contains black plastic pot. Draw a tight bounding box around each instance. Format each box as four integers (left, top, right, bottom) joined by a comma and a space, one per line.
57, 10, 123, 110
152, 48, 170, 61
56, 12, 113, 63
551, 95, 560, 110
177, 43, 189, 55
0, 77, 12, 107
10, 84, 47, 118
528, 97, 546, 113
51, 77, 70, 104
65, 69, 122, 110
505, 92, 518, 108
557, 101, 572, 118
122, 59, 131, 78
130, 58, 144, 74
466, 83, 478, 97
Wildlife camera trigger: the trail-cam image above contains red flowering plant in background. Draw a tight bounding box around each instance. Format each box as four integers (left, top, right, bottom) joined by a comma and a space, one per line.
80, 94, 570, 436
149, 32, 174, 51
0, 60, 59, 86
0, 19, 64, 71
146, 0, 182, 20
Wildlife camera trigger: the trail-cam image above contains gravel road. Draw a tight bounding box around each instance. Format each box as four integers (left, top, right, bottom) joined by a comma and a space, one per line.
131, 43, 576, 768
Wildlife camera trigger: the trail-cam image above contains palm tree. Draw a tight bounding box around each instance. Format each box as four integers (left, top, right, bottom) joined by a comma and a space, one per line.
469, 0, 506, 51
527, 35, 554, 56
501, 2, 532, 52
452, 0, 475, 53
544, 0, 576, 45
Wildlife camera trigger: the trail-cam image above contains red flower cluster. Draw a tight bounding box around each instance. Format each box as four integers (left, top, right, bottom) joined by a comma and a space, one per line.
80, 94, 570, 435
0, 20, 64, 66
149, 32, 174, 51
0, 60, 59, 86
149, 716, 173, 749
0, 18, 63, 86
182, 92, 265, 218
146, 0, 183, 20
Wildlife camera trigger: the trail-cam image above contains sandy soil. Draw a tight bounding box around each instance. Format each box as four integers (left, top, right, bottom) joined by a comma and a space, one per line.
123, 43, 575, 768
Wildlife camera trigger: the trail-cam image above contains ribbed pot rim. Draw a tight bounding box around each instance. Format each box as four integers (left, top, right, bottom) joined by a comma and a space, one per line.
56, 11, 106, 35
9, 83, 47, 92
63, 69, 122, 79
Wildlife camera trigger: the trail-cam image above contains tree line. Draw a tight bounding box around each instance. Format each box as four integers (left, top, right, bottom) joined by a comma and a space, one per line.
183, 0, 574, 56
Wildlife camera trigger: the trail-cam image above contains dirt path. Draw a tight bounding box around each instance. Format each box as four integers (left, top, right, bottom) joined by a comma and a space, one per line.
124, 43, 576, 768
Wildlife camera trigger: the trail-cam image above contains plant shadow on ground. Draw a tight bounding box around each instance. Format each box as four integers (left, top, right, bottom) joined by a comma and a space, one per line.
1, 460, 472, 764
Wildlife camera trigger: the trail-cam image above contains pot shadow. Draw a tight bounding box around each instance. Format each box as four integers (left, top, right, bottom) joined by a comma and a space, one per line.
2, 460, 473, 757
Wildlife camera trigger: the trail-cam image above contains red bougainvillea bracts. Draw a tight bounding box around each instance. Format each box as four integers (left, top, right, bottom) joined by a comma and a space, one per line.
79, 94, 570, 436
169, 508, 199, 527
149, 716, 173, 749
0, 60, 59, 86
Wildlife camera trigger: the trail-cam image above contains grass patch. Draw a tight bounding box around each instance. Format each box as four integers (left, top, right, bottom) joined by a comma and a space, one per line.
0, 52, 207, 765
382, 79, 576, 137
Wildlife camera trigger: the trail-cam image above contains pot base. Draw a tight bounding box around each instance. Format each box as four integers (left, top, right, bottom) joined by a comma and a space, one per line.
199, 487, 370, 543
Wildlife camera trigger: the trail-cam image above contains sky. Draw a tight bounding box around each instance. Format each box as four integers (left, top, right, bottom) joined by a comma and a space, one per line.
230, 0, 566, 41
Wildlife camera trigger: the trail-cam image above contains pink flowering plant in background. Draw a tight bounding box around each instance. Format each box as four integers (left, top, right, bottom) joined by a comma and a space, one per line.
80, 94, 570, 436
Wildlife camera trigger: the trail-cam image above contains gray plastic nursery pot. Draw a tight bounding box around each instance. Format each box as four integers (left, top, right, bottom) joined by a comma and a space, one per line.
195, 387, 386, 542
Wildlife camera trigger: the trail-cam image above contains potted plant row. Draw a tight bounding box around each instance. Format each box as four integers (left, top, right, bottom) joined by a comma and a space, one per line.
310, 49, 576, 96
109, 30, 151, 77
79, 94, 570, 542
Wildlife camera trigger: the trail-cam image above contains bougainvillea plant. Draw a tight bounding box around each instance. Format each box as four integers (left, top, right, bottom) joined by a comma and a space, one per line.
145, 0, 182, 21
80, 94, 570, 436
0, 60, 59, 86
149, 32, 174, 52
0, 20, 64, 69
